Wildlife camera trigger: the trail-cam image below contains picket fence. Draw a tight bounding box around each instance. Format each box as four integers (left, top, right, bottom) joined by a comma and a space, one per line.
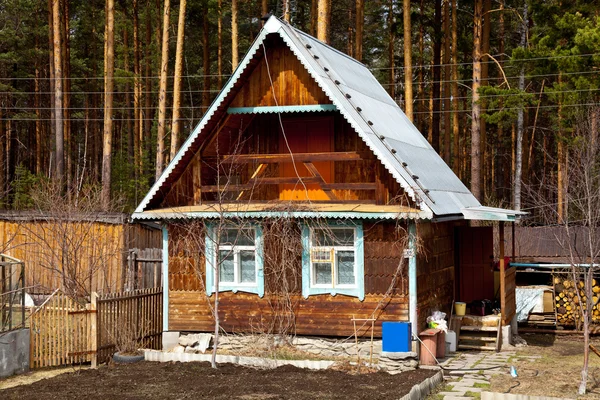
30, 287, 162, 368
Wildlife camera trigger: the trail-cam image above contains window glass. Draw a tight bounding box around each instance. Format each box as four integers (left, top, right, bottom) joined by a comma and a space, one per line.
336, 251, 355, 285
221, 228, 255, 246
219, 250, 235, 283
311, 228, 354, 247
314, 262, 332, 285
240, 250, 256, 283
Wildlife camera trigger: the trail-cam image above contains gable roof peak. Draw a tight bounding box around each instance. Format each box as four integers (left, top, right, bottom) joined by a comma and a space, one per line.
135, 14, 521, 221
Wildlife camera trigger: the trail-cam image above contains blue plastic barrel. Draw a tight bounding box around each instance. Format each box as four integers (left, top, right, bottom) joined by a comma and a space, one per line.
382, 321, 411, 352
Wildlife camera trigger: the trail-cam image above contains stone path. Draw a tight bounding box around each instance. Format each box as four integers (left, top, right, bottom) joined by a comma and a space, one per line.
435, 351, 541, 399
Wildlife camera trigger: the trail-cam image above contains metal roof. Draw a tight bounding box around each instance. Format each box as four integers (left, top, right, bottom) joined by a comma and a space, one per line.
134, 16, 521, 221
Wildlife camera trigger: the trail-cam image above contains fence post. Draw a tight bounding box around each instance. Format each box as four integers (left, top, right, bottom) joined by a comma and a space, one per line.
90, 292, 98, 368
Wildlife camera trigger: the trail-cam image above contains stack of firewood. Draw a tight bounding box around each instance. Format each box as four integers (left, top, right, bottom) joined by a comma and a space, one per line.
554, 277, 600, 326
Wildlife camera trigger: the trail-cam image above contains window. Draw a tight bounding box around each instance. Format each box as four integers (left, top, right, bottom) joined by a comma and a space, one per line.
302, 223, 364, 300
205, 225, 264, 297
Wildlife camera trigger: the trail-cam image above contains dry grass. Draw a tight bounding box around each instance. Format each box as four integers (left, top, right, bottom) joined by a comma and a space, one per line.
490, 333, 600, 398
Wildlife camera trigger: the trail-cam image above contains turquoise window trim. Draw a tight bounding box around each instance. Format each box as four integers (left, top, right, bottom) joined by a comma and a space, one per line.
301, 220, 365, 301
227, 104, 337, 114
205, 223, 264, 298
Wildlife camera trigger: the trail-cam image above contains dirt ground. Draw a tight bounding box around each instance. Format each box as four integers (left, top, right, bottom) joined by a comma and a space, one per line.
0, 361, 435, 400
491, 333, 600, 398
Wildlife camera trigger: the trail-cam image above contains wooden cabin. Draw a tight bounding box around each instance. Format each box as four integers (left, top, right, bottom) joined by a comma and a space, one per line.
133, 17, 523, 343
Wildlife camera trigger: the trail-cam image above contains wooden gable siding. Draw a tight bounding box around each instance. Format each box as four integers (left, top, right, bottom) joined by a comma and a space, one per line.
161, 113, 414, 208
166, 220, 408, 337
229, 37, 331, 108
416, 221, 457, 330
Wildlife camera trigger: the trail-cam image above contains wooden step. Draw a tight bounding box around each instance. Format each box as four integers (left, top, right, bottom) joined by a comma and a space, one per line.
458, 344, 497, 351
460, 325, 498, 332
459, 335, 497, 342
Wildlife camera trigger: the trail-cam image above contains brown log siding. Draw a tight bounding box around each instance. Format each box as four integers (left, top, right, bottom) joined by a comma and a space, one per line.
416, 221, 456, 331
166, 220, 409, 337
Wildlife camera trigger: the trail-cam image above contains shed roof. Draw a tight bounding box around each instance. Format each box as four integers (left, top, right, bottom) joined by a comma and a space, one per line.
134, 16, 522, 221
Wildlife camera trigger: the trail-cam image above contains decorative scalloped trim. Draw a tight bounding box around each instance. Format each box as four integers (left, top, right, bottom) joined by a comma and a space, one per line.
132, 210, 430, 221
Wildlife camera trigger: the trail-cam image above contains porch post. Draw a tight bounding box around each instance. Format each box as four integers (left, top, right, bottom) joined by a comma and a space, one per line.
499, 221, 505, 323
162, 225, 169, 331
408, 221, 417, 339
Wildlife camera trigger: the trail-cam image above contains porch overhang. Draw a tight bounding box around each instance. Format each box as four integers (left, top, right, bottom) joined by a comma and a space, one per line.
132, 203, 430, 221
461, 206, 527, 222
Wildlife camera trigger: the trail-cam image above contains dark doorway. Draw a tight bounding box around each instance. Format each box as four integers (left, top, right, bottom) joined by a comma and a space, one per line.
456, 226, 494, 304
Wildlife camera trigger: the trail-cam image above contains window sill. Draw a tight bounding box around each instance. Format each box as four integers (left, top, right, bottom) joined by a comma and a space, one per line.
302, 286, 364, 300
208, 285, 264, 297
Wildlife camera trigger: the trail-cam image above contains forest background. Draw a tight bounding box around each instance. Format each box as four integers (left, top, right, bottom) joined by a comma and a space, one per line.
0, 0, 598, 221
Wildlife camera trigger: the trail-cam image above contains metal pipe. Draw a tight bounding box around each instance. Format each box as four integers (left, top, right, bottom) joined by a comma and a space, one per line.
408, 221, 418, 338
510, 263, 597, 268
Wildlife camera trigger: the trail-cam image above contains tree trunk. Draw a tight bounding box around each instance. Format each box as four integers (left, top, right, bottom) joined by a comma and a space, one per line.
232, 0, 239, 69
470, 0, 483, 201
62, 0, 71, 191
402, 0, 412, 121
317, 0, 329, 43
144, 2, 153, 176
101, 0, 115, 210
442, 0, 451, 164
451, 0, 459, 173
496, 0, 505, 199
52, 0, 64, 184
134, 0, 142, 178
48, 0, 56, 173
355, 0, 364, 62
156, 0, 170, 180
388, 0, 395, 99
170, 0, 186, 161
480, 0, 490, 197
124, 28, 134, 171
283, 0, 290, 22
35, 65, 42, 175
431, 0, 441, 152
262, 0, 267, 17
217, 0, 223, 89
310, 0, 318, 36
203, 3, 211, 110
417, 0, 424, 133
514, 1, 528, 211
0, 103, 4, 200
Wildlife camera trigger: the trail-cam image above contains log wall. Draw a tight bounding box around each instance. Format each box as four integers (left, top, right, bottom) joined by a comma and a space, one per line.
416, 221, 456, 331
166, 220, 409, 337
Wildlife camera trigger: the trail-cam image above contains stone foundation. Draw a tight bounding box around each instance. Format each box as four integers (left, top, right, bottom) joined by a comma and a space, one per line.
167, 333, 418, 373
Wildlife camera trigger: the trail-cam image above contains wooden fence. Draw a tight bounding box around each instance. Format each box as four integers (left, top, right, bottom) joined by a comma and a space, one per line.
0, 215, 161, 295
125, 248, 162, 291
30, 292, 96, 368
30, 288, 162, 368
96, 288, 163, 364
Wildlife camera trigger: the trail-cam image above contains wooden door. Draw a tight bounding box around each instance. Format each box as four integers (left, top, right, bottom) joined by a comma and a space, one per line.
456, 226, 494, 304
279, 116, 334, 201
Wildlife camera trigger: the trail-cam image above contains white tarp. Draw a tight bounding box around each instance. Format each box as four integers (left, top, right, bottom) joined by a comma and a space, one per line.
515, 287, 546, 322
